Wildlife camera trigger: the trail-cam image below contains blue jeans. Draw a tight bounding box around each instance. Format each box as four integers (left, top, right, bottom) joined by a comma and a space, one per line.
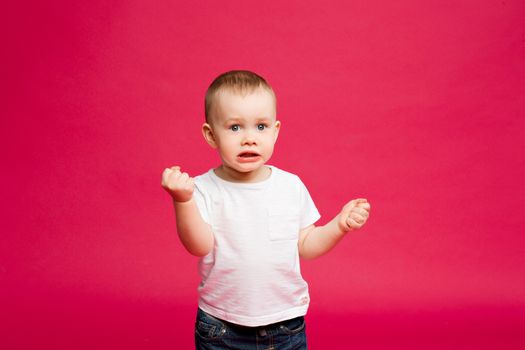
195, 308, 307, 350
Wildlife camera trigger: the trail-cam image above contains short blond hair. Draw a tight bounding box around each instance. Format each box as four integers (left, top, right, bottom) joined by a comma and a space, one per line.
205, 70, 275, 123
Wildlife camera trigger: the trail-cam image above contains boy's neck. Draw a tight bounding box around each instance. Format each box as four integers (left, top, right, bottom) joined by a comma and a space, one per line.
214, 165, 272, 183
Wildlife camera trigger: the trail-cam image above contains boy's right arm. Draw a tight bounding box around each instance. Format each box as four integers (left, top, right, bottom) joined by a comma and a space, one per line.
161, 166, 214, 257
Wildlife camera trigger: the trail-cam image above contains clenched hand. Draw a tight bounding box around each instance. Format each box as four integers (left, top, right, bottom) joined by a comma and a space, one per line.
161, 166, 195, 203
338, 198, 371, 233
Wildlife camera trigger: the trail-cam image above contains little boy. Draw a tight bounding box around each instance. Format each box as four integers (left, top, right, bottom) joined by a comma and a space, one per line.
161, 70, 370, 349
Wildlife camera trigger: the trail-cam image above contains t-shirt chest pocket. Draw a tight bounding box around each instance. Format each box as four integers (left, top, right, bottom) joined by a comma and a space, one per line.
267, 206, 300, 241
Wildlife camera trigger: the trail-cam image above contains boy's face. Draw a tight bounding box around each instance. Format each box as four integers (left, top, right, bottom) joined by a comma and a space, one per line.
203, 87, 280, 180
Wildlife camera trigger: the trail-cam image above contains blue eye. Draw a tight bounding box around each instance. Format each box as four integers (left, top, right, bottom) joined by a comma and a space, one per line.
230, 125, 240, 132
257, 124, 266, 131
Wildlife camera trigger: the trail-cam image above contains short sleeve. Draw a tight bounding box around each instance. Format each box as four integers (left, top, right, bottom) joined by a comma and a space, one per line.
298, 179, 321, 229
193, 182, 211, 225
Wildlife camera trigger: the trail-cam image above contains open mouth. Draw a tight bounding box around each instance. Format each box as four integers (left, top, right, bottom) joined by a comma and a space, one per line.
238, 151, 261, 159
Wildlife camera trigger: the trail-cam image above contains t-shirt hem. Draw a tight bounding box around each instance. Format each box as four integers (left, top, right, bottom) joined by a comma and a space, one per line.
198, 301, 309, 327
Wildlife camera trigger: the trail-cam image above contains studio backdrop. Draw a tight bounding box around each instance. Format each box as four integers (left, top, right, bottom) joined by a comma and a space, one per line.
3, 1, 524, 349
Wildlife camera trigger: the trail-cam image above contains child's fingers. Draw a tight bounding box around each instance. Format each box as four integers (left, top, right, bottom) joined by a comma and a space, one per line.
169, 166, 182, 176
346, 216, 362, 228
350, 211, 366, 224
172, 171, 194, 188
347, 198, 367, 208
340, 199, 370, 232
358, 202, 372, 211
169, 167, 183, 178
353, 207, 369, 218
162, 167, 183, 187
161, 166, 195, 202
356, 202, 371, 212
162, 167, 176, 185
342, 198, 368, 213
162, 166, 181, 178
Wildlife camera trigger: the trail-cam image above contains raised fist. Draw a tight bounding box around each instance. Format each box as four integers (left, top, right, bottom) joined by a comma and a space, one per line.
161, 166, 195, 203
338, 198, 371, 233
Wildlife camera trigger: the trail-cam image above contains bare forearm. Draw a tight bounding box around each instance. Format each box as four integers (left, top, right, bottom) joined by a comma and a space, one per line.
162, 166, 214, 257
173, 198, 214, 257
299, 216, 347, 259
299, 198, 371, 259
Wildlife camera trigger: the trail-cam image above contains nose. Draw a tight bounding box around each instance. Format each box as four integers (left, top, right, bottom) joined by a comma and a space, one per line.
241, 130, 257, 146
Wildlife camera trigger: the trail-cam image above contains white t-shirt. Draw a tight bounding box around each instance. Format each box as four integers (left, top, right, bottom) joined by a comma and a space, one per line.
193, 165, 321, 326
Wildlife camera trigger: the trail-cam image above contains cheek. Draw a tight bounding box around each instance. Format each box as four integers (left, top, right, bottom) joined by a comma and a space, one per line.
217, 139, 238, 155
266, 133, 278, 146
262, 137, 277, 154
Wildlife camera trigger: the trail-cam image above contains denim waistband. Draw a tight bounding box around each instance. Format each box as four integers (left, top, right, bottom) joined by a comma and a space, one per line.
197, 308, 304, 335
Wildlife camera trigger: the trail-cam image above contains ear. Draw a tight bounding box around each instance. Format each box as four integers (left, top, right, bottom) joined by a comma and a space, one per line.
202, 123, 218, 149
274, 120, 281, 142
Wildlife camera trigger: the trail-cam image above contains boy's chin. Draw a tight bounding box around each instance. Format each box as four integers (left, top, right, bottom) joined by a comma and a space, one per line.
223, 161, 268, 174
234, 164, 265, 173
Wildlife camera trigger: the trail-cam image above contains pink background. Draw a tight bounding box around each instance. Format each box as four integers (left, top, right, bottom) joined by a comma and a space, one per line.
3, 1, 525, 349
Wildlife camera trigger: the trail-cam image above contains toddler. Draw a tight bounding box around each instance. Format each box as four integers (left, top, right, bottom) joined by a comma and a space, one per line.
161, 70, 370, 349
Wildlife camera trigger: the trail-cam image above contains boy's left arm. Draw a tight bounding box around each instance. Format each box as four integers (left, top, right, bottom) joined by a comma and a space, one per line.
298, 199, 371, 259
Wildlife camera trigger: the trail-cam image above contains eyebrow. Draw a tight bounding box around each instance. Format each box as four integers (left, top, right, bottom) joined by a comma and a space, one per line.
222, 117, 273, 124
222, 117, 243, 124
